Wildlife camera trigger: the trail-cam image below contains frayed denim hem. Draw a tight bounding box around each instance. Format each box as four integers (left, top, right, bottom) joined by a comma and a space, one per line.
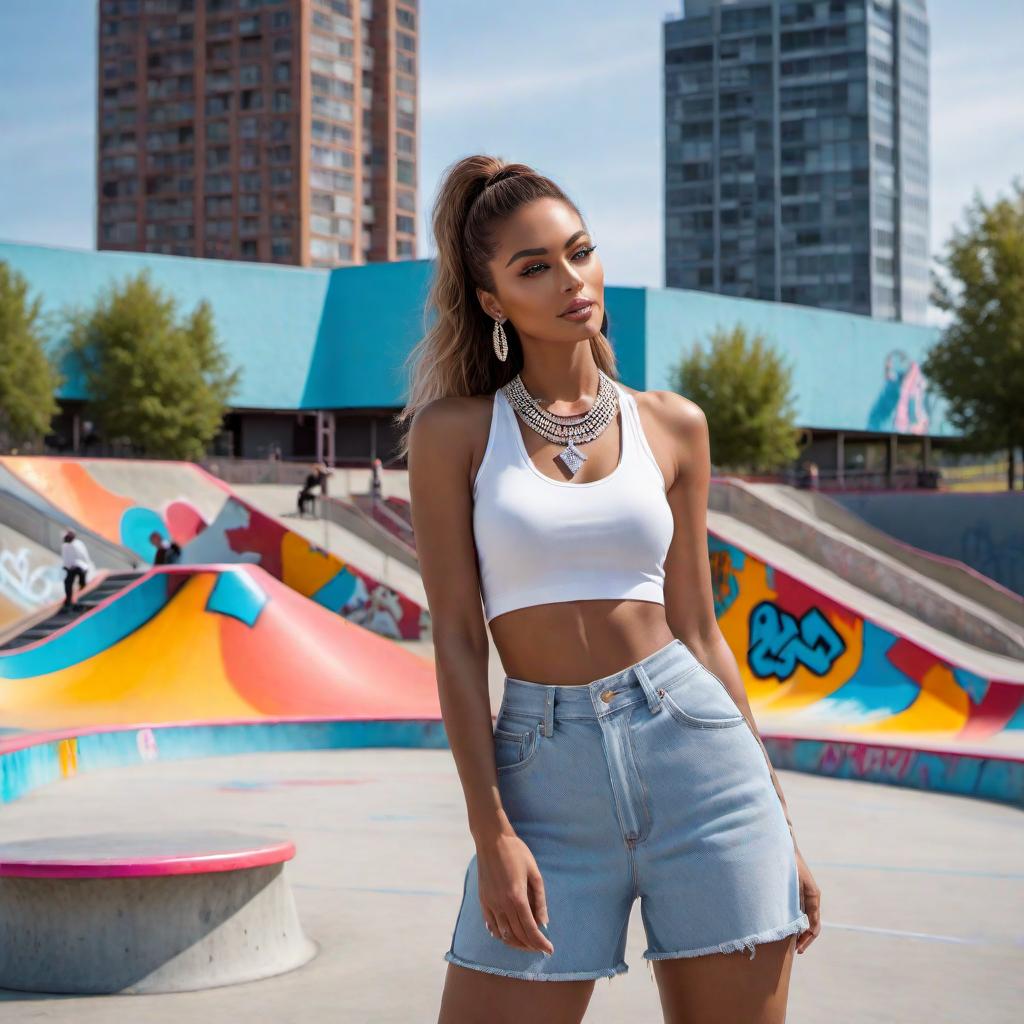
443, 950, 629, 982
643, 911, 809, 976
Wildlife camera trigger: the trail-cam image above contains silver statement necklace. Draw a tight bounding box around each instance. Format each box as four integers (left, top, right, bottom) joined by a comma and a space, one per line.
503, 370, 620, 478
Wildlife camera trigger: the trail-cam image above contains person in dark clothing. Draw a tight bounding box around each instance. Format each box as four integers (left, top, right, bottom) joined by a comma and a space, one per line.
149, 531, 182, 565
297, 472, 318, 516
370, 457, 383, 503
297, 464, 331, 515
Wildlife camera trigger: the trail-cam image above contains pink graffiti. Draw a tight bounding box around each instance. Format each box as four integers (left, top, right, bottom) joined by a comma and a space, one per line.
816, 742, 919, 780
136, 727, 159, 762
892, 358, 930, 434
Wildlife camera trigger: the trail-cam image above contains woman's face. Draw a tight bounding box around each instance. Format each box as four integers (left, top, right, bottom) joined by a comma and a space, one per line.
478, 197, 604, 345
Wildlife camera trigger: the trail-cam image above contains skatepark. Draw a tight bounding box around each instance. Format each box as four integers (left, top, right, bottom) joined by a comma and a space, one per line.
1, 455, 1021, 1021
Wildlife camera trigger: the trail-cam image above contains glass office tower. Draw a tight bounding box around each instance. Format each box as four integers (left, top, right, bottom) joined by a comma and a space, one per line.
664, 0, 929, 322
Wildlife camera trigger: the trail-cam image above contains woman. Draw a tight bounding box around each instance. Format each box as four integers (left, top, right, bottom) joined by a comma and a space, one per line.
401, 157, 820, 1024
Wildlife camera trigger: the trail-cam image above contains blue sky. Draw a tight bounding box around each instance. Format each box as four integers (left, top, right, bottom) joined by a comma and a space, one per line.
1, 0, 1021, 323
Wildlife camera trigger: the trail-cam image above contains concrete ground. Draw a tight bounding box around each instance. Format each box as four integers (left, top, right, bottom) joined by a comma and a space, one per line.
1, 749, 1021, 1023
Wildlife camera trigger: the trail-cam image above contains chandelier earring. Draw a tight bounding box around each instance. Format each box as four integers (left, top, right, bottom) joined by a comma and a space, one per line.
492, 316, 508, 362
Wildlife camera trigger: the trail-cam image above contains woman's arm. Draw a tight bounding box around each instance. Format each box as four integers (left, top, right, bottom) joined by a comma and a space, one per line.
407, 397, 515, 842
656, 394, 800, 849
408, 397, 554, 955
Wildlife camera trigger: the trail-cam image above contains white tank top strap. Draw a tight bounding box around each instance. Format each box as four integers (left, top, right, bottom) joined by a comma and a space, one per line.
615, 383, 667, 492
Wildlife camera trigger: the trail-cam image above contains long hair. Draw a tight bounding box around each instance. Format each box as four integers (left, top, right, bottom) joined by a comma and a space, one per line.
393, 155, 617, 459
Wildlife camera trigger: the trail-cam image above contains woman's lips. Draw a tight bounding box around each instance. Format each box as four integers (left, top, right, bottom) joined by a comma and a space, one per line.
560, 302, 595, 321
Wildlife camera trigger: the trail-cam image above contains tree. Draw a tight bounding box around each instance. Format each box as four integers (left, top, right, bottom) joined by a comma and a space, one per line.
925, 176, 1024, 490
65, 268, 240, 460
0, 260, 61, 448
670, 323, 801, 473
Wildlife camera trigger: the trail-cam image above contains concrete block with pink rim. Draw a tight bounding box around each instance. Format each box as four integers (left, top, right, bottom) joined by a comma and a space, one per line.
0, 829, 317, 994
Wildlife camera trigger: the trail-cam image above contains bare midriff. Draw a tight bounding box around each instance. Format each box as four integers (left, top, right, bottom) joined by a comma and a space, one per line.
488, 598, 676, 687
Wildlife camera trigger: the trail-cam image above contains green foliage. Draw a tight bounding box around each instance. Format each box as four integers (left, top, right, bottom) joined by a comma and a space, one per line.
670, 323, 801, 472
0, 260, 61, 447
925, 176, 1024, 487
65, 268, 240, 460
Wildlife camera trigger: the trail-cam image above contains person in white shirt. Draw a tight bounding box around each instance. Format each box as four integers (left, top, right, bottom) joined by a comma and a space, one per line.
60, 530, 91, 610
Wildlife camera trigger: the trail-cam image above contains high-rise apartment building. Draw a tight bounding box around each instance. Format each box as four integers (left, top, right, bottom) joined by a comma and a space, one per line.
97, 0, 418, 268
663, 0, 929, 322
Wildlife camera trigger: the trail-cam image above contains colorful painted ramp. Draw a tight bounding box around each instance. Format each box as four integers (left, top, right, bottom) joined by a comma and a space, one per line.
0, 564, 437, 736
0, 563, 442, 803
704, 515, 1024, 805
0, 456, 428, 641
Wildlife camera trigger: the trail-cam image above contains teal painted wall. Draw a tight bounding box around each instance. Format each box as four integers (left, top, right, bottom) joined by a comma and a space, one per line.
604, 286, 647, 390
0, 242, 329, 410
302, 258, 432, 409
0, 241, 955, 437
645, 288, 953, 436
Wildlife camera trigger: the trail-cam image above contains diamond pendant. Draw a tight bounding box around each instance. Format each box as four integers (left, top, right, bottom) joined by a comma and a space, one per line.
557, 438, 587, 476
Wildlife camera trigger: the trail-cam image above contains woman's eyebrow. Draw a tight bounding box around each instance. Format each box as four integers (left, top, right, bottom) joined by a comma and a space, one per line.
505, 229, 589, 267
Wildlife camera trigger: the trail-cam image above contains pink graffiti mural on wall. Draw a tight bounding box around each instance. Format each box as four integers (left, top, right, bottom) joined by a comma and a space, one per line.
885, 350, 930, 434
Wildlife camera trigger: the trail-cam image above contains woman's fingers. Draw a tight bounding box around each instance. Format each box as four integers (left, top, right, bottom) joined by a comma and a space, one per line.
796, 880, 821, 953
485, 902, 552, 954
495, 910, 529, 951
514, 899, 553, 955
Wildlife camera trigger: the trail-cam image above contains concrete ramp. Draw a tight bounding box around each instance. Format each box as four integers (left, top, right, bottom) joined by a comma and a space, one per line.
0, 457, 429, 641
706, 507, 1024, 747
712, 479, 1024, 658
0, 564, 437, 741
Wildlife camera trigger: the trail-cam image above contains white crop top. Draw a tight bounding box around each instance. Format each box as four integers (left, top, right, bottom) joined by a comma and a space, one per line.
471, 380, 675, 623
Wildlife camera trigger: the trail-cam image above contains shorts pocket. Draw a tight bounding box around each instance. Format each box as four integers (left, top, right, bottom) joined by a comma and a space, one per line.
659, 665, 745, 730
492, 720, 541, 774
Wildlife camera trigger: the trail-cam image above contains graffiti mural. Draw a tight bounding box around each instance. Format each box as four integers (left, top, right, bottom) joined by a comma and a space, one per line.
0, 457, 429, 641
747, 601, 846, 682
0, 525, 64, 631
867, 349, 938, 434
710, 532, 1024, 739
0, 565, 438, 734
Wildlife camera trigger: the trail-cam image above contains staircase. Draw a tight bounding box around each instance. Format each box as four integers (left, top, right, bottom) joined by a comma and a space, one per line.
0, 572, 144, 652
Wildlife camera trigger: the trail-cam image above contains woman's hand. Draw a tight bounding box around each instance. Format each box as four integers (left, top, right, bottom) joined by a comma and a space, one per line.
794, 848, 821, 954
476, 831, 554, 956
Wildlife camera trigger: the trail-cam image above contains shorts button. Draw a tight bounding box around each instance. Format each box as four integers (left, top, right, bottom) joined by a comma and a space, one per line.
600, 689, 616, 703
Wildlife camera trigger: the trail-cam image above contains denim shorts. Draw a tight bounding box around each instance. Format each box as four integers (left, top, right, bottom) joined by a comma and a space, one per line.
443, 638, 809, 983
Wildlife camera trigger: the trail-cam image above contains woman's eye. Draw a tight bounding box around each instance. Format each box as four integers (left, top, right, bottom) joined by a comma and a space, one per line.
521, 246, 597, 277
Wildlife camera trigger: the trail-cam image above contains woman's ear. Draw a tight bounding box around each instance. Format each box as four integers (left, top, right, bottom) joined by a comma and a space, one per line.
475, 286, 501, 321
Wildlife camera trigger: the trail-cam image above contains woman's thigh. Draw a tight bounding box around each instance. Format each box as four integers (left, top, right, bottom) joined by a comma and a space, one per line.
438, 964, 595, 1024
651, 935, 797, 1024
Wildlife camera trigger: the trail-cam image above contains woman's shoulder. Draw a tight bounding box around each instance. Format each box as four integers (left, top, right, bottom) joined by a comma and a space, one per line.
621, 382, 703, 421
408, 392, 497, 464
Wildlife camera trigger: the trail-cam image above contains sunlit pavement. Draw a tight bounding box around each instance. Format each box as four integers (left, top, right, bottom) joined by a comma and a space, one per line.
0, 749, 1020, 1023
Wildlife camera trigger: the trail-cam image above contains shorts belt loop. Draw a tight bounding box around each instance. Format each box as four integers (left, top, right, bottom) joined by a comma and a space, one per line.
543, 687, 555, 737
634, 663, 662, 714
